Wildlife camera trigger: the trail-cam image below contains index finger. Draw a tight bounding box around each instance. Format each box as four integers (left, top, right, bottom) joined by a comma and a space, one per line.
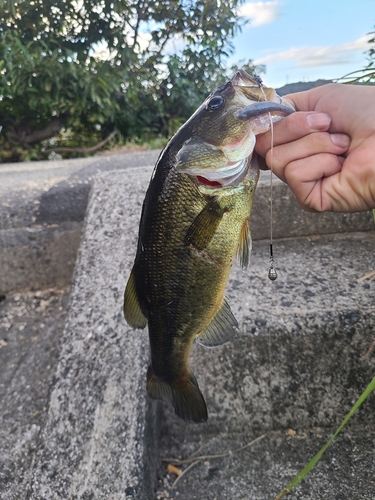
255, 111, 332, 157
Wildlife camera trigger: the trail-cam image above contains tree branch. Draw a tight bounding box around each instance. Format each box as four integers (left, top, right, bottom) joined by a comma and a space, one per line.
132, 0, 144, 50
6, 115, 69, 147
42, 129, 119, 155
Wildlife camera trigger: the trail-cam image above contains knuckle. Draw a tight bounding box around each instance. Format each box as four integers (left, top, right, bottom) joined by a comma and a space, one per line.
297, 131, 334, 153
309, 131, 330, 147
284, 158, 303, 179
284, 112, 309, 136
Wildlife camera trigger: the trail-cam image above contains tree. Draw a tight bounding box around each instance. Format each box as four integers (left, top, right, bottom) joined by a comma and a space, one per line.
0, 0, 252, 161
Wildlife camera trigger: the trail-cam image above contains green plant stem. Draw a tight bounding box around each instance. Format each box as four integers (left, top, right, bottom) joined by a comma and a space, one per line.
275, 375, 375, 500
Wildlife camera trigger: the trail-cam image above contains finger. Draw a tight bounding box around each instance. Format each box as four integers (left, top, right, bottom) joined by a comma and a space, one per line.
264, 132, 350, 182
283, 153, 345, 212
255, 111, 332, 157
257, 154, 268, 170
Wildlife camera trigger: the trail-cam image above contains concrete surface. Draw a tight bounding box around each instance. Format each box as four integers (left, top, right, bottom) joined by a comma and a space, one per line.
156, 427, 375, 499
0, 151, 160, 230
0, 151, 160, 294
1, 156, 373, 294
0, 223, 81, 293
27, 170, 159, 500
156, 234, 375, 500
0, 159, 374, 499
0, 288, 71, 499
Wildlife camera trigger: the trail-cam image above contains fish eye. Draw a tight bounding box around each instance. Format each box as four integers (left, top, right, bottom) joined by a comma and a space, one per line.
207, 96, 224, 111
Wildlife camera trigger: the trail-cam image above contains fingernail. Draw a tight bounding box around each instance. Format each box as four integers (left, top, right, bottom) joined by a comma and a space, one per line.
306, 113, 331, 131
330, 133, 350, 148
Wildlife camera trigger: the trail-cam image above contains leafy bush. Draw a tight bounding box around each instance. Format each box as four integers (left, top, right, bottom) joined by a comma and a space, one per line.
0, 0, 256, 161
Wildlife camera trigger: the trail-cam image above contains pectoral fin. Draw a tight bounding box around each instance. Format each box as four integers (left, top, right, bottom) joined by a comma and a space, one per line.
123, 268, 147, 329
185, 197, 225, 250
196, 298, 238, 347
238, 220, 252, 270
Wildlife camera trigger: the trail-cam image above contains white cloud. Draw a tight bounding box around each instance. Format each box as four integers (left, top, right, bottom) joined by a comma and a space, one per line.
238, 1, 281, 27
253, 34, 372, 68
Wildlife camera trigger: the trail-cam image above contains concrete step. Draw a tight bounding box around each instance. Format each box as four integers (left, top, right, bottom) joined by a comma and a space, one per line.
1, 158, 373, 295
20, 168, 374, 499
26, 168, 159, 499
156, 233, 375, 500
182, 231, 375, 432
0, 151, 160, 294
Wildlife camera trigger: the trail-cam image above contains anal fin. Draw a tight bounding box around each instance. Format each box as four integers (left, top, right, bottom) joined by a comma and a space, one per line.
123, 268, 147, 329
196, 298, 238, 348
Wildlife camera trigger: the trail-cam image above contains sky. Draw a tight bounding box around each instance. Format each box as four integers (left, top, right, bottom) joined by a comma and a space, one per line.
230, 0, 374, 88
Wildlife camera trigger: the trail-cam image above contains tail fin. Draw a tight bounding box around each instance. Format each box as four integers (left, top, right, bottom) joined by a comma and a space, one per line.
147, 367, 208, 423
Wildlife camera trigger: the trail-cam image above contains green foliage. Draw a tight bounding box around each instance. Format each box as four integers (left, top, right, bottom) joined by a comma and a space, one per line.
0, 0, 257, 161
0, 31, 121, 132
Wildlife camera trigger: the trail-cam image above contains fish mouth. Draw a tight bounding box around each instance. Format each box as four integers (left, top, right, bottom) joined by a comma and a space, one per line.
230, 69, 296, 116
231, 69, 263, 88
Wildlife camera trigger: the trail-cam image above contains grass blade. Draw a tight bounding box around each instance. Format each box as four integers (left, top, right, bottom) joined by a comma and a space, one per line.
275, 375, 375, 499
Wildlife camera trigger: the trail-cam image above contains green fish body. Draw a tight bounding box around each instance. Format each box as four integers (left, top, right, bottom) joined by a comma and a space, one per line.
124, 70, 294, 422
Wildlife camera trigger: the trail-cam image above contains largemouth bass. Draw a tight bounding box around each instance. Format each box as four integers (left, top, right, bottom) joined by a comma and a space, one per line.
124, 69, 294, 423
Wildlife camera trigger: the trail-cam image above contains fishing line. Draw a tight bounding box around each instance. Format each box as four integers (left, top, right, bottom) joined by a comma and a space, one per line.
234, 75, 277, 280
252, 77, 276, 481
268, 121, 277, 281
256, 80, 277, 281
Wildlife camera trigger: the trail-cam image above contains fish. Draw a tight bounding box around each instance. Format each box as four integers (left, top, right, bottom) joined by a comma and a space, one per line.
123, 69, 294, 423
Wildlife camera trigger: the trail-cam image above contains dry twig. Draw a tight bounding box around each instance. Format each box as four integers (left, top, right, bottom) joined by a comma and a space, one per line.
162, 433, 267, 466
163, 434, 267, 489
171, 460, 201, 489
357, 270, 375, 282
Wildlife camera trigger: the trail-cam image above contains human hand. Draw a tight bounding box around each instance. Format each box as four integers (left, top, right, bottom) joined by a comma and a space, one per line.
255, 83, 375, 213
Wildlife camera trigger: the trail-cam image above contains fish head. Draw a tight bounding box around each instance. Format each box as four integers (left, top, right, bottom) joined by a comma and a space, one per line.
175, 69, 295, 189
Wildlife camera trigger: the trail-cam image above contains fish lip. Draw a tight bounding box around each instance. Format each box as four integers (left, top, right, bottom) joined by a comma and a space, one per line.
231, 69, 261, 88
234, 101, 295, 120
